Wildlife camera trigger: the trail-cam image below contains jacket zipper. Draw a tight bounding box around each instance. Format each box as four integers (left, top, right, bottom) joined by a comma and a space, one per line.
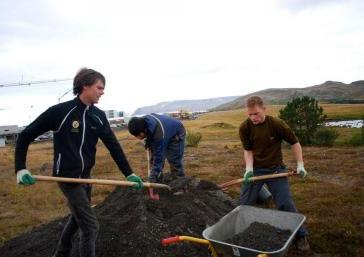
56, 153, 61, 175
79, 106, 89, 177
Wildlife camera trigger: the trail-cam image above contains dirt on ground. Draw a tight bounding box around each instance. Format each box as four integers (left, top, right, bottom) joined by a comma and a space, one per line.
0, 176, 236, 257
225, 222, 292, 252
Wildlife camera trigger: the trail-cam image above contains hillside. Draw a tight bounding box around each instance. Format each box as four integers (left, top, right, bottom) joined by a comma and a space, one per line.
212, 80, 364, 111
133, 96, 239, 115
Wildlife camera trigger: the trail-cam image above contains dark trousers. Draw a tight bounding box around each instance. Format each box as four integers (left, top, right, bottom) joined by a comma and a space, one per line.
166, 133, 185, 176
53, 183, 99, 257
149, 133, 186, 181
240, 166, 308, 237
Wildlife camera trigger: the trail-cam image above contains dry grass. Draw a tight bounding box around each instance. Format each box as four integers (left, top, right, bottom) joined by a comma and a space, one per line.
0, 105, 363, 256
320, 104, 364, 120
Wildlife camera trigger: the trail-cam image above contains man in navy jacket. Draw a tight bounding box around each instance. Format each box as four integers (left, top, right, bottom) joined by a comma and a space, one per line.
128, 114, 186, 182
15, 68, 143, 257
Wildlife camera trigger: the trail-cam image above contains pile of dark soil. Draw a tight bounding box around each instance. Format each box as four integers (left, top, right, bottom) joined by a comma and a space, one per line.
225, 222, 291, 252
0, 176, 235, 257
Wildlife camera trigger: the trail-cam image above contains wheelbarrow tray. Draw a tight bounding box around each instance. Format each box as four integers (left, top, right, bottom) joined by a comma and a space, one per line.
202, 205, 305, 257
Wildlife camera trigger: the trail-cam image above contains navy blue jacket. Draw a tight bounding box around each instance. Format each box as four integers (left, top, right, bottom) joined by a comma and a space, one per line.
15, 97, 133, 178
144, 114, 185, 174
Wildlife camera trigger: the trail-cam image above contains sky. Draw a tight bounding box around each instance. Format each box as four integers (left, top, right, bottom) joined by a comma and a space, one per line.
0, 0, 363, 126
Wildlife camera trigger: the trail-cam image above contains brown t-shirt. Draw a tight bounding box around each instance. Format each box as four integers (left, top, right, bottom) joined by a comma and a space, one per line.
239, 115, 298, 169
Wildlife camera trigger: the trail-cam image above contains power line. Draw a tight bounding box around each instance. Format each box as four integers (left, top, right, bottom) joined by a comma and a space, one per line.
0, 78, 72, 88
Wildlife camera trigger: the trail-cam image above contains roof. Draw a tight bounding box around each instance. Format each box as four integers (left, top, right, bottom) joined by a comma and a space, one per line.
0, 125, 19, 136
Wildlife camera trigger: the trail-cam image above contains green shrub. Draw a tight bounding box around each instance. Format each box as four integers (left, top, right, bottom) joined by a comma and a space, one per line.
344, 122, 364, 146
313, 128, 339, 146
279, 96, 326, 145
346, 132, 364, 146
185, 130, 202, 147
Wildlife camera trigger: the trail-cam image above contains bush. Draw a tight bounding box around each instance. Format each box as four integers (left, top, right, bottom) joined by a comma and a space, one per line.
346, 132, 364, 146
313, 128, 339, 146
185, 130, 202, 147
279, 96, 326, 145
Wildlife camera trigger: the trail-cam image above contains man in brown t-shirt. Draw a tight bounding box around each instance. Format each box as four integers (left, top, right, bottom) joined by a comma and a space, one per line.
239, 96, 309, 251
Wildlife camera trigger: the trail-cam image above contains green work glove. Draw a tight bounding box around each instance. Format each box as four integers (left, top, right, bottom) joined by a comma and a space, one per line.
126, 173, 143, 190
243, 167, 254, 185
297, 161, 307, 179
16, 169, 36, 185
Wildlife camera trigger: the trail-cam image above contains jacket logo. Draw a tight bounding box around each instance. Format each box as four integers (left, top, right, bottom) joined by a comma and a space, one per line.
71, 120, 80, 133
72, 121, 80, 128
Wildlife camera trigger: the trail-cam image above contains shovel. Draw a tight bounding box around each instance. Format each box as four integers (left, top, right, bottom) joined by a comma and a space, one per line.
33, 175, 171, 190
146, 149, 160, 200
218, 171, 296, 189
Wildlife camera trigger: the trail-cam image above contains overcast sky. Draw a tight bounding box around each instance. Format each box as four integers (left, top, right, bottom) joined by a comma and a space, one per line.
0, 0, 363, 126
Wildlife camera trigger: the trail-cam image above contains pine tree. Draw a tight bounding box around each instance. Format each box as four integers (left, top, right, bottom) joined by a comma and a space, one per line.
279, 96, 326, 145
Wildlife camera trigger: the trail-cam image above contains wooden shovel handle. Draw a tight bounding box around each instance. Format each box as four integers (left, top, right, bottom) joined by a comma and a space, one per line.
218, 171, 296, 189
33, 175, 171, 190
249, 171, 296, 182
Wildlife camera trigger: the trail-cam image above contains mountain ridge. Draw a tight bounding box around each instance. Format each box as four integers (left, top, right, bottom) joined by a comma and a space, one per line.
133, 96, 239, 115
212, 80, 364, 111
133, 80, 364, 114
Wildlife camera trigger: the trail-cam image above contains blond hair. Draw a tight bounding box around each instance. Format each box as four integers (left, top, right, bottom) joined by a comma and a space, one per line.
246, 96, 265, 108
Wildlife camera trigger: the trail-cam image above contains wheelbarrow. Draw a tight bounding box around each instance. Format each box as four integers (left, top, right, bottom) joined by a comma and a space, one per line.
162, 205, 306, 257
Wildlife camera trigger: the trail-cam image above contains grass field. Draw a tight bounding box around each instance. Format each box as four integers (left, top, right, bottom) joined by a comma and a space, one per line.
0, 104, 363, 256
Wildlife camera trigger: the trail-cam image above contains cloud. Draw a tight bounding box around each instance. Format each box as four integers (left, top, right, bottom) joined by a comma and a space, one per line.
276, 0, 345, 12
0, 0, 363, 122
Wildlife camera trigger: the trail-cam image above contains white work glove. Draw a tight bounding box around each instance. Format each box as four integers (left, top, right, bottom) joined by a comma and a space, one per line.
296, 161, 307, 179
16, 169, 36, 185
243, 166, 254, 184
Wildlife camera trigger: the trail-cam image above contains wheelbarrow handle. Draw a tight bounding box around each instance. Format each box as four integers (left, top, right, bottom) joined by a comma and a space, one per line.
162, 236, 268, 257
162, 236, 210, 246
161, 236, 181, 246
162, 236, 218, 257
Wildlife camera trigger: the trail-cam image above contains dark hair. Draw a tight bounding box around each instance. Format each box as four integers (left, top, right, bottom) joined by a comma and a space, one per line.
73, 68, 106, 95
246, 95, 265, 108
128, 117, 146, 136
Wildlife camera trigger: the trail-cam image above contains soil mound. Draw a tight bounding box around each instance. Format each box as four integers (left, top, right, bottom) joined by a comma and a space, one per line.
0, 176, 236, 257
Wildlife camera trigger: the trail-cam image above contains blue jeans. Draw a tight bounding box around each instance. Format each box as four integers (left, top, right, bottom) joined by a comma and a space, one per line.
240, 166, 308, 237
53, 183, 99, 257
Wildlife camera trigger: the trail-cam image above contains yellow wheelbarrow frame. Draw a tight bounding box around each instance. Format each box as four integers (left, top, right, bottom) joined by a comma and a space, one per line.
162, 235, 268, 257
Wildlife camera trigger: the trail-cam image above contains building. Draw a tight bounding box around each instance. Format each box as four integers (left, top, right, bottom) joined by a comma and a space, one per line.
165, 110, 208, 120
103, 110, 126, 128
104, 110, 124, 119
0, 125, 20, 147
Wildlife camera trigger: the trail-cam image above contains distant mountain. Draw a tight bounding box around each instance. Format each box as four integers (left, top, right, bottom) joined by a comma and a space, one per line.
212, 80, 364, 111
133, 96, 239, 115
